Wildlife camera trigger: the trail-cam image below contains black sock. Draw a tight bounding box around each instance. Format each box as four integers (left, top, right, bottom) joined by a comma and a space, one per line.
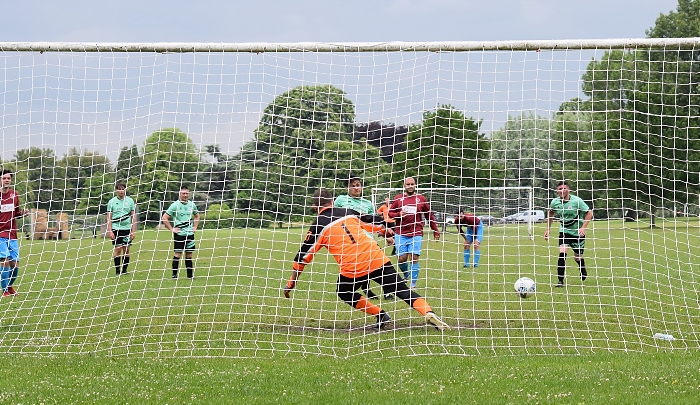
114, 256, 122, 275
578, 258, 587, 280
557, 252, 566, 283
122, 256, 130, 273
172, 257, 180, 277
185, 259, 193, 278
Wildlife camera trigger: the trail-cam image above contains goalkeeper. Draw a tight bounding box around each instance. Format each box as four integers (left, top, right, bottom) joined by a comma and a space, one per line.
334, 175, 394, 299
284, 189, 449, 331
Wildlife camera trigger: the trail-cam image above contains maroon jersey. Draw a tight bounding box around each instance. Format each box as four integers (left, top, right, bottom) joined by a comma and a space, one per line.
388, 193, 439, 237
0, 189, 22, 239
454, 213, 480, 233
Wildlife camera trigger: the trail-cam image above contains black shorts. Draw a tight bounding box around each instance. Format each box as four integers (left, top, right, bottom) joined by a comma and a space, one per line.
112, 229, 132, 247
336, 262, 408, 296
173, 233, 196, 252
558, 232, 585, 255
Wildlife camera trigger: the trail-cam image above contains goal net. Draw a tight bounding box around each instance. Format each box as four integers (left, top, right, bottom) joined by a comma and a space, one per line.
372, 186, 534, 233
1, 39, 699, 357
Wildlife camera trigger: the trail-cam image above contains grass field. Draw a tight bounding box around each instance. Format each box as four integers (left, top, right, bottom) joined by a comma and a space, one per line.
1, 219, 699, 403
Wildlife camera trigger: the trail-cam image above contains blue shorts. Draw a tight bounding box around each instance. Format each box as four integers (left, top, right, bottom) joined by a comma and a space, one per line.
465, 223, 484, 244
0, 238, 20, 262
395, 235, 423, 256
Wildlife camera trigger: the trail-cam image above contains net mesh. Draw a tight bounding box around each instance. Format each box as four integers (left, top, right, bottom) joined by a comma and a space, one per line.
0, 41, 699, 357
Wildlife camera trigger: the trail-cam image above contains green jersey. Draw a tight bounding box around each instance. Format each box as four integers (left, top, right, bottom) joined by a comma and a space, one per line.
106, 196, 136, 231
165, 200, 198, 236
334, 195, 375, 215
549, 195, 590, 236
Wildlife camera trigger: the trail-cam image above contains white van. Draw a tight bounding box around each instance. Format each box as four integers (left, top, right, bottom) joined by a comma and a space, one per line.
504, 210, 545, 223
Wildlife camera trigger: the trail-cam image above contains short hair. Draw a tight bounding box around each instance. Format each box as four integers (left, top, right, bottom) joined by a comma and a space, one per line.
115, 182, 126, 190
1, 169, 13, 178
313, 188, 334, 208
180, 185, 190, 191
557, 181, 569, 188
347, 175, 362, 187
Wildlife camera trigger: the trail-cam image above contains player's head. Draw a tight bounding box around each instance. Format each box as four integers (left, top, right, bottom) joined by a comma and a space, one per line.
179, 185, 190, 202
312, 188, 334, 213
1, 169, 13, 189
403, 177, 416, 195
115, 182, 126, 198
347, 175, 363, 198
556, 181, 570, 199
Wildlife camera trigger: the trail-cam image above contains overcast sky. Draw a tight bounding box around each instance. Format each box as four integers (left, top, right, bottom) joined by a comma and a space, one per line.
1, 0, 680, 42
0, 0, 683, 162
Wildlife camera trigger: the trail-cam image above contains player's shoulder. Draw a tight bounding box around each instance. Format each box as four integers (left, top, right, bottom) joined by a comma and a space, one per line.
334, 194, 348, 205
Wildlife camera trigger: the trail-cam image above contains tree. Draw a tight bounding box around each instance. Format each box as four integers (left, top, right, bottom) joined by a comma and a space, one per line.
354, 121, 408, 163
392, 105, 491, 187
77, 172, 116, 215
489, 112, 560, 205
13, 147, 57, 210
115, 145, 143, 186
54, 148, 111, 212
234, 85, 391, 223
136, 128, 202, 223
572, 2, 700, 215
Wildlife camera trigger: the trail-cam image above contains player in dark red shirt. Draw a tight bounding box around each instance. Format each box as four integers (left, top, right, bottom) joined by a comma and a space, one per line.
0, 169, 29, 297
454, 207, 483, 268
387, 177, 440, 288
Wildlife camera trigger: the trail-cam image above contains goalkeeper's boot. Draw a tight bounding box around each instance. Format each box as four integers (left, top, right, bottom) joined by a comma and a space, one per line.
425, 312, 450, 331
374, 311, 392, 330
7, 287, 17, 296
172, 271, 178, 279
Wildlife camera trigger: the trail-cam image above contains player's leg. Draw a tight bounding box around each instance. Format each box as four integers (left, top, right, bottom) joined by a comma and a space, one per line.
336, 274, 387, 329
185, 235, 196, 278
573, 238, 586, 281
0, 239, 12, 294
7, 240, 20, 295
555, 233, 568, 287
463, 229, 473, 267
472, 224, 484, 267
370, 263, 449, 330
121, 244, 131, 274
408, 237, 423, 288
172, 234, 184, 278
112, 235, 123, 275
395, 234, 410, 280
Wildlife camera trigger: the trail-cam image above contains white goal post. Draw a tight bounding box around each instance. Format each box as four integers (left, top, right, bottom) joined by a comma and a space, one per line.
1, 39, 699, 358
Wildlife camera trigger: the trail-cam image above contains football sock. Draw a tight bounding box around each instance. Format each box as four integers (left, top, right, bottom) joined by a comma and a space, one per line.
578, 258, 587, 281
398, 262, 409, 280
463, 250, 471, 266
355, 296, 381, 316
557, 252, 566, 283
114, 256, 122, 275
122, 256, 130, 273
473, 250, 481, 267
410, 262, 420, 286
0, 267, 10, 291
172, 257, 180, 277
185, 259, 194, 278
9, 266, 19, 286
411, 297, 432, 316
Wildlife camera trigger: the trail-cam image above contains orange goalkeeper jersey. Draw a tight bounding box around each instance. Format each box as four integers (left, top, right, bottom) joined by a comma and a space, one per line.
292, 207, 391, 278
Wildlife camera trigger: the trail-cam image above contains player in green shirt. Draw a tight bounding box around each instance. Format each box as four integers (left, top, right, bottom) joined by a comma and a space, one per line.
162, 185, 200, 279
334, 176, 395, 300
544, 181, 593, 287
106, 182, 137, 275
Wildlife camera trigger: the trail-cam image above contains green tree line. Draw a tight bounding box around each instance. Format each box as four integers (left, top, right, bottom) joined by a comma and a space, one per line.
3, 1, 697, 226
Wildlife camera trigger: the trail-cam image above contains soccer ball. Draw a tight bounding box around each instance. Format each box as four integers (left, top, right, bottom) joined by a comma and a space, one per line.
514, 277, 536, 298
